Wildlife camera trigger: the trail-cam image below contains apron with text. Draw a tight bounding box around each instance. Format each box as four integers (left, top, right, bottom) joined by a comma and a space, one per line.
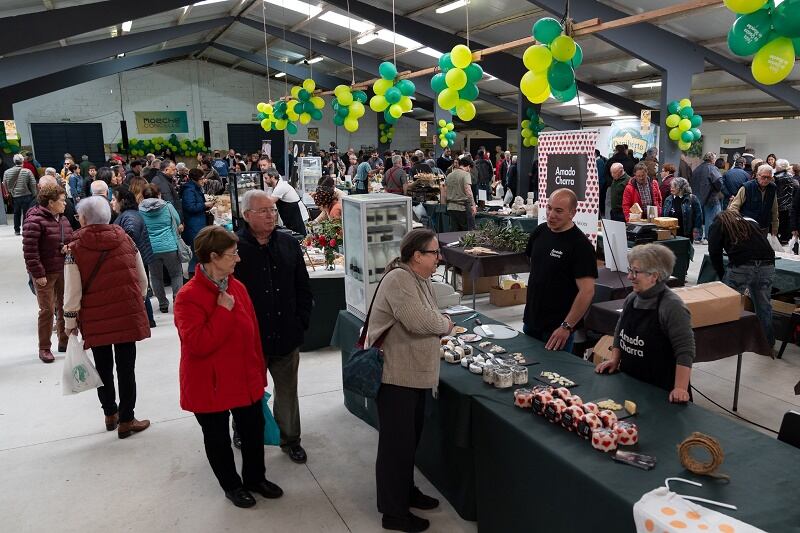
618, 291, 676, 392
276, 198, 308, 236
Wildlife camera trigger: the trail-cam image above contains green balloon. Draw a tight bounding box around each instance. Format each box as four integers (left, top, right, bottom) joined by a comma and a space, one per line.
728, 10, 773, 56
287, 122, 298, 135
679, 105, 695, 119
431, 73, 447, 93
385, 87, 402, 104
772, 0, 800, 38
353, 91, 368, 103
690, 127, 702, 141
333, 115, 344, 126
459, 83, 479, 101
681, 130, 694, 143
396, 79, 415, 96
379, 61, 398, 80
547, 61, 574, 92
667, 100, 681, 115
464, 63, 484, 83
690, 114, 703, 128
571, 43, 583, 68
532, 17, 563, 45
551, 82, 577, 103
299, 88, 310, 100
337, 106, 349, 117
311, 108, 322, 120
383, 110, 397, 124
439, 53, 453, 71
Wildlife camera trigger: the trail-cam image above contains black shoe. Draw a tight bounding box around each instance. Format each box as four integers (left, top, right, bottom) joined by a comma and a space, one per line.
14, 231, 20, 235
282, 444, 307, 464
225, 487, 256, 508
410, 487, 439, 510
232, 430, 242, 450
159, 303, 169, 313
381, 513, 430, 532
244, 480, 284, 499
149, 320, 157, 328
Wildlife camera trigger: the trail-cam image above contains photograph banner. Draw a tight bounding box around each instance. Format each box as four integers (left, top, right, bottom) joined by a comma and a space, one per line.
720, 134, 746, 166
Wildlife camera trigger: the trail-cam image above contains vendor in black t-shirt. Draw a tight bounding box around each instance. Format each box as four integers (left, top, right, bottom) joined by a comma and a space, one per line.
523, 188, 598, 352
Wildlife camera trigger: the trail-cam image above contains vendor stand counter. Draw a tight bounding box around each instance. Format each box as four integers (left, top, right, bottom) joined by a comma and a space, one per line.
474, 211, 539, 233
597, 234, 692, 283
331, 310, 800, 532
585, 300, 772, 412
301, 265, 345, 352
698, 253, 800, 295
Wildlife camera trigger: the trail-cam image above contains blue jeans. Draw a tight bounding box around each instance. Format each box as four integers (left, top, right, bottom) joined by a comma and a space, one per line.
723, 262, 775, 346
523, 323, 575, 354
702, 201, 721, 240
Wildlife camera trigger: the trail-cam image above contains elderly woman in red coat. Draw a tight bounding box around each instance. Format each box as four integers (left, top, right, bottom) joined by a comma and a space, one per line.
174, 226, 283, 509
64, 196, 151, 438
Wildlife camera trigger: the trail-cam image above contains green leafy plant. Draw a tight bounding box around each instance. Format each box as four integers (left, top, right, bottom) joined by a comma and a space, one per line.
305, 219, 343, 268
459, 222, 528, 253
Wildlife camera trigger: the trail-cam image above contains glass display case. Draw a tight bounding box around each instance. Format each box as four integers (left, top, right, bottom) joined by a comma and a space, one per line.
342, 193, 412, 320
297, 156, 322, 205
228, 171, 264, 230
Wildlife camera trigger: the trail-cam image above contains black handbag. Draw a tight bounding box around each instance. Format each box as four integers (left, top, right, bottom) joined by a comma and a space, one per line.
342, 277, 391, 399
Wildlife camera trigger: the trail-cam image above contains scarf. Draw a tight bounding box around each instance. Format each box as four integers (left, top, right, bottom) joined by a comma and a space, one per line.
199, 264, 229, 292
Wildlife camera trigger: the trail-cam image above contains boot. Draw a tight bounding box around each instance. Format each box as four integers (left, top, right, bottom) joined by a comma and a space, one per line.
39, 349, 55, 363
105, 413, 119, 431
118, 418, 150, 439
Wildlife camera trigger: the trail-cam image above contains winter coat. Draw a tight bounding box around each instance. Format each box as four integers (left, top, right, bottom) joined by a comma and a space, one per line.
234, 225, 313, 358
174, 267, 266, 414
474, 159, 494, 190
721, 167, 749, 198
114, 208, 154, 266
151, 171, 183, 221
659, 174, 675, 202
774, 171, 797, 213
22, 204, 74, 278
662, 194, 703, 239
64, 224, 150, 349
622, 178, 663, 222
180, 180, 208, 248
3, 165, 37, 198
139, 198, 180, 254
690, 162, 723, 206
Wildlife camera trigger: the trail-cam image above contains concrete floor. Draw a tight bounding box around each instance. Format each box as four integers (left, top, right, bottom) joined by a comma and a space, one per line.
1, 218, 797, 532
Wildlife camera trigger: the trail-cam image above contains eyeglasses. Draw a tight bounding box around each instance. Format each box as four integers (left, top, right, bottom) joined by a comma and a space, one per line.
220, 250, 239, 257
627, 267, 653, 277
248, 207, 278, 215
420, 249, 441, 256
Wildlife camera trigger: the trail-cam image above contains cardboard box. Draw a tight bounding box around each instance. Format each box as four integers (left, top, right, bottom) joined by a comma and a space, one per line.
592, 335, 615, 365
489, 286, 527, 307
457, 274, 498, 295
655, 229, 672, 241
672, 281, 743, 328
743, 295, 799, 315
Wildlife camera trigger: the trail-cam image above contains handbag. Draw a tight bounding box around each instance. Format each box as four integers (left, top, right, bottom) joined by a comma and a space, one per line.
342, 277, 391, 399
171, 214, 193, 263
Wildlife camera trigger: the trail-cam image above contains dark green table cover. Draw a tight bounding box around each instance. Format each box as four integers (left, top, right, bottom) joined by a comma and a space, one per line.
301, 274, 346, 351
597, 235, 692, 282
474, 212, 539, 233
698, 254, 800, 295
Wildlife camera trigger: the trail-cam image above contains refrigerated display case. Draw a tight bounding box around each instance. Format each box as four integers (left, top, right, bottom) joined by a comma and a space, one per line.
342, 193, 412, 320
297, 156, 322, 205
229, 171, 264, 230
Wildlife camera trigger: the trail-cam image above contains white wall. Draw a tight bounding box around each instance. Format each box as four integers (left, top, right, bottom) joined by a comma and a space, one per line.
12, 60, 423, 154
697, 119, 800, 162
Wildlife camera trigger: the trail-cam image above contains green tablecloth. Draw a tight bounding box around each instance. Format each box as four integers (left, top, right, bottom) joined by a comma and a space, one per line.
474, 212, 539, 233
698, 254, 800, 295
597, 235, 693, 282
300, 270, 346, 351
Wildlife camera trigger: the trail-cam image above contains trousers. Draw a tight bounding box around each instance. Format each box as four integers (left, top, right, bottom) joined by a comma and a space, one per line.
149, 251, 183, 307
92, 342, 137, 423
267, 348, 301, 448
375, 383, 426, 517
195, 399, 266, 492
36, 271, 67, 350
724, 262, 775, 347
13, 194, 32, 233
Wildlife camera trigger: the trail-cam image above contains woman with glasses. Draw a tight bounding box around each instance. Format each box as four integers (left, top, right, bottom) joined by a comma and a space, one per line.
662, 177, 702, 241
174, 225, 283, 508
595, 244, 695, 403
366, 228, 454, 532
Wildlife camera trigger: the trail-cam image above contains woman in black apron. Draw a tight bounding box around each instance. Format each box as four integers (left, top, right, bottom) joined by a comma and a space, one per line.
595, 244, 694, 403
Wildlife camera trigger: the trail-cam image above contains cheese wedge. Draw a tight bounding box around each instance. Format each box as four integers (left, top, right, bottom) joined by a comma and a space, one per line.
624, 400, 637, 415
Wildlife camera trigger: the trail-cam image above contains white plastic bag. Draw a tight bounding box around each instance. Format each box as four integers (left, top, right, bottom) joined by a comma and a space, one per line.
786, 235, 799, 255
767, 233, 784, 253
62, 335, 103, 395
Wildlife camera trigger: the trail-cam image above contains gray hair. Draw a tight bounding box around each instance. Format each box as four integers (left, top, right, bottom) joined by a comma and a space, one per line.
82, 155, 89, 161
628, 243, 676, 282
13, 153, 23, 164
670, 177, 691, 196
391, 154, 402, 166
776, 158, 790, 172
39, 176, 58, 187
176, 162, 188, 171
44, 167, 57, 176
610, 162, 623, 173
76, 195, 112, 225
756, 164, 774, 177
735, 157, 745, 168
91, 180, 109, 197
511, 155, 518, 163
240, 189, 271, 213
159, 159, 174, 171
703, 152, 717, 162
414, 149, 424, 158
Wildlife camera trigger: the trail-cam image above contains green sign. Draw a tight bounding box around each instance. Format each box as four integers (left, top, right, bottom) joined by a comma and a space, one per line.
135, 111, 188, 134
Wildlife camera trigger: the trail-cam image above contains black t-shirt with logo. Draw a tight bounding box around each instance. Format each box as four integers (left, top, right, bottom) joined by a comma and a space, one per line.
523, 223, 598, 332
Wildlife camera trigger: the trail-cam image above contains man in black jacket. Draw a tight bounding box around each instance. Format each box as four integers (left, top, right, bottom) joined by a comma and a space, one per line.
151, 159, 183, 221
234, 190, 313, 464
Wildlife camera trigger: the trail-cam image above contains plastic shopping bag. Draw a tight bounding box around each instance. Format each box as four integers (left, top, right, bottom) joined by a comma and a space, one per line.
62, 335, 103, 395
787, 235, 799, 255
262, 392, 281, 446
767, 233, 784, 253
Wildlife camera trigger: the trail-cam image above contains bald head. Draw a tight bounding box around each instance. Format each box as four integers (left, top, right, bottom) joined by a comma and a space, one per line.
549, 188, 578, 211
39, 176, 58, 187
610, 163, 624, 178
91, 180, 109, 197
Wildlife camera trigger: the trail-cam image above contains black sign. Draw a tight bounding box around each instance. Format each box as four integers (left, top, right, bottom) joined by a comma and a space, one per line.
546, 153, 587, 201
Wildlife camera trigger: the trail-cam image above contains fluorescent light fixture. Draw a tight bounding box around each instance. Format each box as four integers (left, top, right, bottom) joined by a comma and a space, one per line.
117, 53, 126, 58
376, 29, 421, 50
121, 20, 132, 32
584, 103, 619, 117
417, 47, 443, 58
264, 0, 322, 17
307, 56, 323, 64
195, 0, 228, 5
560, 96, 586, 107
319, 11, 374, 33
483, 72, 497, 81
631, 80, 661, 89
616, 115, 638, 120
356, 33, 379, 45
274, 72, 286, 78
436, 0, 469, 14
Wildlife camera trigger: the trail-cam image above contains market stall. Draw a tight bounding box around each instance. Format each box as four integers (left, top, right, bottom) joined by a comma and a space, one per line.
474, 212, 539, 233
597, 234, 693, 283
697, 254, 800, 294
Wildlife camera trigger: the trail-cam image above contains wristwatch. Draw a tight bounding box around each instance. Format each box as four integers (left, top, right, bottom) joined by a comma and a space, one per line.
559, 321, 574, 332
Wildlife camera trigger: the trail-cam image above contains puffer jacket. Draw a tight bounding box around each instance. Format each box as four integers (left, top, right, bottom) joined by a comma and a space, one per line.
774, 171, 797, 212
64, 224, 150, 349
3, 165, 37, 198
139, 198, 180, 254
180, 180, 207, 248
174, 266, 266, 414
115, 208, 154, 265
22, 204, 74, 278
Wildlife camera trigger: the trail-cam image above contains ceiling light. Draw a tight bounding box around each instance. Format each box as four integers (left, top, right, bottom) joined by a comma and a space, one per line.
307, 56, 323, 64
436, 0, 469, 14
121, 20, 132, 32
376, 29, 421, 50
584, 103, 619, 117
117, 53, 126, 58
264, 0, 322, 17
483, 73, 497, 81
274, 72, 286, 78
357, 33, 379, 45
195, 0, 228, 5
631, 80, 661, 89
417, 47, 442, 58
319, 11, 374, 33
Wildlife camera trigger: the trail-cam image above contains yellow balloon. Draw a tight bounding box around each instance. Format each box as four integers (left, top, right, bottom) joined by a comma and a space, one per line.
275, 119, 288, 130
450, 44, 473, 69
373, 79, 393, 95
678, 140, 692, 151
447, 123, 454, 131
438, 119, 446, 127
440, 140, 449, 148
370, 95, 388, 112
287, 111, 299, 121
261, 118, 272, 131
723, 0, 767, 15
389, 104, 403, 119
350, 101, 365, 118
338, 92, 353, 106
344, 118, 359, 133
257, 102, 268, 113
530, 136, 539, 147
751, 37, 795, 85
263, 104, 273, 114
550, 35, 576, 62
445, 68, 467, 90
456, 100, 476, 121
529, 84, 551, 104
678, 118, 692, 131
291, 86, 301, 99
678, 98, 692, 109
302, 78, 316, 92
300, 113, 311, 125
523, 44, 552, 72
311, 96, 325, 109
334, 85, 349, 97
438, 87, 459, 110
399, 96, 413, 112
520, 70, 548, 100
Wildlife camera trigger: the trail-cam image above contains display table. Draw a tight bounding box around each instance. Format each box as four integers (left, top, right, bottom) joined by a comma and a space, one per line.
585, 299, 772, 410
697, 253, 800, 295
300, 266, 345, 351
597, 234, 693, 282
474, 212, 539, 233
332, 310, 800, 532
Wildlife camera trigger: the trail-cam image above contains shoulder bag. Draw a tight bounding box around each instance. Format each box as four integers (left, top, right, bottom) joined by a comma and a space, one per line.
171, 213, 193, 264
342, 276, 391, 399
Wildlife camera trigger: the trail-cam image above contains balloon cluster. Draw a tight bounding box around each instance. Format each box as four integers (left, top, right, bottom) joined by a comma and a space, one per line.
0, 128, 21, 154
125, 135, 206, 157
378, 123, 395, 144
256, 102, 288, 134
287, 78, 325, 126
437, 119, 456, 148
521, 17, 583, 104
724, 0, 800, 85
331, 85, 368, 133
369, 61, 416, 125
431, 44, 481, 122
665, 98, 703, 152
520, 107, 546, 148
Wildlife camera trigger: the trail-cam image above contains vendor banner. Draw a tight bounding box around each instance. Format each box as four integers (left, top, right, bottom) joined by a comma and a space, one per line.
134, 111, 189, 134
538, 129, 600, 247
608, 119, 658, 159
719, 134, 746, 166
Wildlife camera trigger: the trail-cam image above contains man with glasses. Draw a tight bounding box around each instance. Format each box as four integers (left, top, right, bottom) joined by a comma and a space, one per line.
233, 190, 313, 464
728, 163, 779, 236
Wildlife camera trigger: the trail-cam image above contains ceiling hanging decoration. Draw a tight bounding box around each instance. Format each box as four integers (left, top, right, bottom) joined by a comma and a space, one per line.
724, 0, 799, 85
520, 107, 545, 148
520, 17, 582, 104
288, 78, 326, 125
331, 85, 368, 132
369, 61, 416, 125
431, 44, 481, 121
378, 123, 395, 144
665, 98, 703, 152
437, 119, 456, 148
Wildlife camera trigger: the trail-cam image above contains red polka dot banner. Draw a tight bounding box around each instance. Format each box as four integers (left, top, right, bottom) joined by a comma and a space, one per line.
537, 130, 600, 247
